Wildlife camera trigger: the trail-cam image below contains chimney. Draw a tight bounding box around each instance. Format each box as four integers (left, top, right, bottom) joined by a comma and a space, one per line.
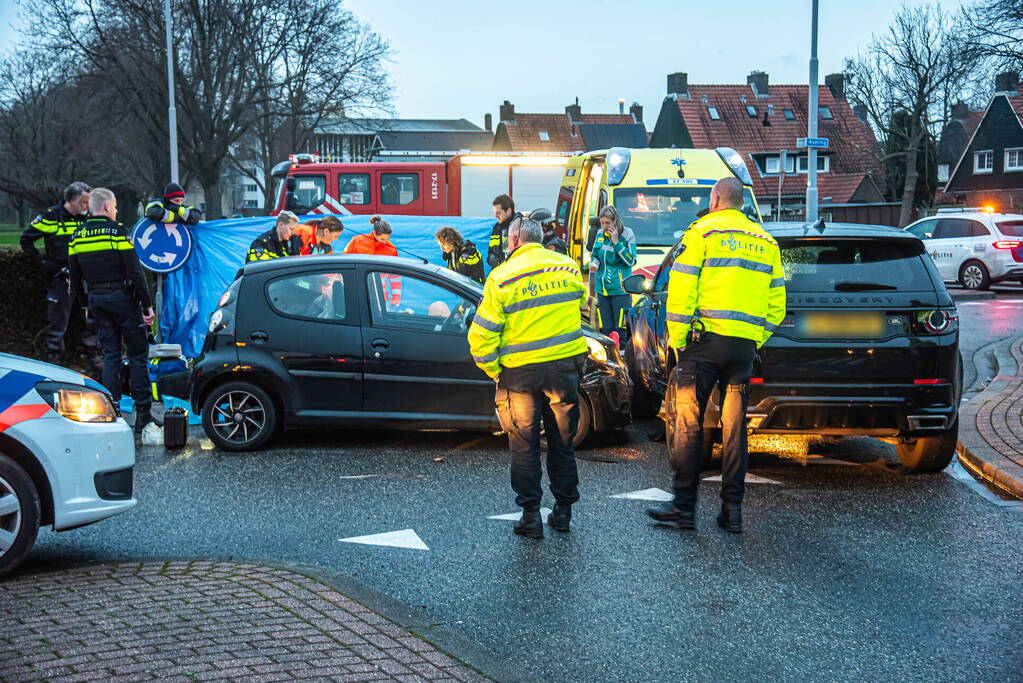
748, 71, 769, 97
618, 98, 625, 115
499, 100, 515, 123
825, 73, 845, 99
630, 102, 643, 123
853, 104, 868, 124
484, 113, 492, 131
565, 97, 582, 123
667, 72, 688, 97
951, 101, 969, 121
995, 71, 1020, 93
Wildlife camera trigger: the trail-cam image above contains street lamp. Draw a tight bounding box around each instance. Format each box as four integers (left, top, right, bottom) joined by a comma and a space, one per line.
806, 0, 819, 222
164, 0, 178, 184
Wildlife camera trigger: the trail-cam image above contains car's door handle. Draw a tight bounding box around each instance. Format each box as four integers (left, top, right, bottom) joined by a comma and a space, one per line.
371, 338, 390, 350
250, 330, 269, 342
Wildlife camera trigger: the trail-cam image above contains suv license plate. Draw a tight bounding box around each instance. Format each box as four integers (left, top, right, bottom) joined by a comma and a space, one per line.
800, 312, 885, 338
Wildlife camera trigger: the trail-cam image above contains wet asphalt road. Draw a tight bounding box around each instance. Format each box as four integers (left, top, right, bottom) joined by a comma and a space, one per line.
23, 289, 1023, 682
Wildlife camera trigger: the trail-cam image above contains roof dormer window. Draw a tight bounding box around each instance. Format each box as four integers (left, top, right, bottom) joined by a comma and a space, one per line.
538, 130, 550, 141
708, 106, 720, 120
746, 105, 758, 117
819, 105, 833, 120
783, 109, 795, 120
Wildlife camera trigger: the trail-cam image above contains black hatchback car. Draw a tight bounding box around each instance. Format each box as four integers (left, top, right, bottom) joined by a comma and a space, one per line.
190, 255, 631, 451
624, 222, 962, 473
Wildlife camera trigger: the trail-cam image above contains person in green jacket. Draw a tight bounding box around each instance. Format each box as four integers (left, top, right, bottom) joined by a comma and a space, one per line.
588, 205, 637, 346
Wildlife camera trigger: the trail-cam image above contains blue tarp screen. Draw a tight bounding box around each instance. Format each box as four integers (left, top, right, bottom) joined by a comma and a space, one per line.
160, 214, 495, 357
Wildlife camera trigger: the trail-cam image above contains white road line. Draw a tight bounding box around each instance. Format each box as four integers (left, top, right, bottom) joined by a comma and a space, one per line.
609, 488, 673, 501
487, 508, 553, 521
338, 529, 430, 550
702, 473, 782, 484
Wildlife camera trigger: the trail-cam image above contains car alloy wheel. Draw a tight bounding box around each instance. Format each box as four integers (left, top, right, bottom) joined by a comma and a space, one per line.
210, 390, 266, 445
961, 262, 988, 290
0, 474, 22, 559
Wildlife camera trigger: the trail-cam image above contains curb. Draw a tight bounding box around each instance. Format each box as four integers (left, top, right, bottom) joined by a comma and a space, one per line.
956, 337, 1023, 501
949, 289, 997, 301
10, 555, 528, 683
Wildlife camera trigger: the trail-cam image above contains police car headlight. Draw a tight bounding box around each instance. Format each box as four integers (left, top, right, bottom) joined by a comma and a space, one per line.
35, 381, 117, 423
586, 337, 608, 364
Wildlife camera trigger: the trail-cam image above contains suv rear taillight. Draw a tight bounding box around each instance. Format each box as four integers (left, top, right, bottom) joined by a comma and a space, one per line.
994, 239, 1023, 262
914, 309, 958, 335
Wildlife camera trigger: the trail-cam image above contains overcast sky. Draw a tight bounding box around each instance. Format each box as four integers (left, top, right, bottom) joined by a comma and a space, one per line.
1, 0, 971, 128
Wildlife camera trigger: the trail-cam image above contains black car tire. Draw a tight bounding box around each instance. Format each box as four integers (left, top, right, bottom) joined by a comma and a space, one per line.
621, 342, 661, 419
0, 454, 41, 577
573, 392, 593, 449
896, 418, 958, 473
202, 381, 278, 452
959, 260, 991, 290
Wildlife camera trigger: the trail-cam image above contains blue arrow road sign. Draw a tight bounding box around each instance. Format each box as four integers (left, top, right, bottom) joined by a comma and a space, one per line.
797, 137, 830, 149
130, 218, 193, 273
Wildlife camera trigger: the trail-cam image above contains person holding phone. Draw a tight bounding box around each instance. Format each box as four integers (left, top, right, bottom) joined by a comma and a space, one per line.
588, 205, 636, 347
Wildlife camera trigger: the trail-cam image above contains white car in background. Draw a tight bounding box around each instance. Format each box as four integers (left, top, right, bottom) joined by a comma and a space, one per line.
904, 209, 1023, 290
0, 353, 136, 576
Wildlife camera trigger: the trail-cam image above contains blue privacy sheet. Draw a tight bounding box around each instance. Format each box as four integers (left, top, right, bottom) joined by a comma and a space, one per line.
159, 214, 495, 358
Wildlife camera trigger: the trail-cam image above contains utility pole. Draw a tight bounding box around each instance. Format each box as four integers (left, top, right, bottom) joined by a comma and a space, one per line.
777, 150, 788, 222
805, 0, 819, 223
164, 0, 178, 184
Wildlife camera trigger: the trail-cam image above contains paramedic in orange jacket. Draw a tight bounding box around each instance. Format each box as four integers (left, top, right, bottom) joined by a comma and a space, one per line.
294, 216, 343, 255
342, 215, 398, 256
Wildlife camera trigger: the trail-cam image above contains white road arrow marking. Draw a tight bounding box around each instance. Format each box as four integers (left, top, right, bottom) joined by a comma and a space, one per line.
165, 224, 183, 247
702, 473, 782, 484
609, 488, 674, 501
137, 224, 157, 249
487, 508, 553, 521
338, 528, 429, 550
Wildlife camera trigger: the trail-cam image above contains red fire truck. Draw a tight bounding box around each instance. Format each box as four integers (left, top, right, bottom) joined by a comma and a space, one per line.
270, 153, 570, 217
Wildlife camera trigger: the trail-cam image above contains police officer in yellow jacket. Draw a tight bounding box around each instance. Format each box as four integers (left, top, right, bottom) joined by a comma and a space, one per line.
646, 178, 785, 533
246, 211, 299, 262
145, 183, 201, 225
468, 218, 588, 539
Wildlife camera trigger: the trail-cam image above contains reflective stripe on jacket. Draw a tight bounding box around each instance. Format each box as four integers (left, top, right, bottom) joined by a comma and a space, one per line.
443, 241, 484, 283
20, 204, 86, 268
666, 209, 785, 349
590, 228, 637, 296
246, 229, 290, 262
144, 199, 201, 225
468, 242, 587, 378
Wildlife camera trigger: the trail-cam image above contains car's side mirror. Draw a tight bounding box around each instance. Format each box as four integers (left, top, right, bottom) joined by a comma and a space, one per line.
622, 273, 648, 295
285, 192, 299, 211
285, 177, 297, 191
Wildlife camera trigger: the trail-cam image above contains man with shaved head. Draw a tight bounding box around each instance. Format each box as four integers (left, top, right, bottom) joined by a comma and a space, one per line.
646, 177, 785, 534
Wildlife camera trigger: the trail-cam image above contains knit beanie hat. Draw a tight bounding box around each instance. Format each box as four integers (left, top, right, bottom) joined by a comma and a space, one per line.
163, 182, 185, 201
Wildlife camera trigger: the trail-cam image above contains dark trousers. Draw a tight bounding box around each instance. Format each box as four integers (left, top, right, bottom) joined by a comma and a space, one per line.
596, 293, 630, 342
45, 272, 99, 361
88, 289, 150, 409
495, 355, 583, 510
666, 333, 756, 506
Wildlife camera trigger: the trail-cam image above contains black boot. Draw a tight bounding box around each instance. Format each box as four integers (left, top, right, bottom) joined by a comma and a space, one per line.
548, 503, 571, 532
646, 502, 696, 530
134, 404, 154, 438
514, 509, 544, 539
717, 502, 742, 533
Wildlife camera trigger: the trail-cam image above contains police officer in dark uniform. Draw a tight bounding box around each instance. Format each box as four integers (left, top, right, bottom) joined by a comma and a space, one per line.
246, 211, 299, 262
20, 182, 102, 372
487, 195, 523, 267
68, 188, 156, 437
145, 182, 202, 225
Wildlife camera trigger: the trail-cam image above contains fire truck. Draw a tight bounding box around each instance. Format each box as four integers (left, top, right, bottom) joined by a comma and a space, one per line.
269, 153, 570, 218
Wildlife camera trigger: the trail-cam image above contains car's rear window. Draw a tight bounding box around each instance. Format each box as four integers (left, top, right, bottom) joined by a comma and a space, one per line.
996, 220, 1023, 237
780, 239, 931, 292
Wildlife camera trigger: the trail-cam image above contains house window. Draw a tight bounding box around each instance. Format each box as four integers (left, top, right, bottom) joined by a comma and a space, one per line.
796, 155, 829, 173
973, 150, 994, 174
1005, 148, 1023, 172
244, 184, 258, 193
538, 130, 550, 142
745, 105, 757, 117
764, 155, 795, 174
783, 109, 795, 120
707, 106, 720, 120
937, 164, 950, 182
819, 105, 833, 120
243, 199, 258, 208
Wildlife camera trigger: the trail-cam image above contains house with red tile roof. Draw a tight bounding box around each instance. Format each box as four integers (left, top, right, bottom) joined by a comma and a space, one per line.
942, 72, 1023, 211
649, 71, 887, 221
491, 100, 648, 153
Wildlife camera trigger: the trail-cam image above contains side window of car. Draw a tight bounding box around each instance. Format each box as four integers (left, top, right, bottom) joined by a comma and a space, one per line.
934, 219, 971, 240
968, 220, 990, 237
366, 271, 475, 333
654, 242, 687, 292
266, 272, 348, 322
907, 220, 937, 240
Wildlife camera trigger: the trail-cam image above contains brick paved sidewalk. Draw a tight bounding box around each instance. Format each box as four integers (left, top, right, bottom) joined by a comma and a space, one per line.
958, 337, 1023, 500
0, 561, 487, 682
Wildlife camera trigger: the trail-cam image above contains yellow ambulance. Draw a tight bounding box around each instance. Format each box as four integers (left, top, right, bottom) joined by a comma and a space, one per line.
557, 147, 761, 282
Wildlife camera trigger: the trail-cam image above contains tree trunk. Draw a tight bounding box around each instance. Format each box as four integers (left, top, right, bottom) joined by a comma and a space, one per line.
898, 137, 921, 228
202, 177, 224, 220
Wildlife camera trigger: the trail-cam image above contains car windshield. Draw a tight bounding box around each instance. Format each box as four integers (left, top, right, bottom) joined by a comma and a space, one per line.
613, 186, 757, 246
996, 220, 1023, 237
780, 239, 932, 292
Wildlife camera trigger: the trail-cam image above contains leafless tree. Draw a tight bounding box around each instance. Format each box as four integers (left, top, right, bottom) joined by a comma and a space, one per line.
844, 3, 979, 226
962, 0, 1023, 74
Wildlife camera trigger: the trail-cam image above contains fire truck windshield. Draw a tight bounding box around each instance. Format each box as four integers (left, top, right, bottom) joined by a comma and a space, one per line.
612, 186, 756, 246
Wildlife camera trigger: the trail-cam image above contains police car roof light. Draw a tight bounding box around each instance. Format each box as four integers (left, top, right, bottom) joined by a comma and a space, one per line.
606, 147, 631, 186
715, 147, 753, 186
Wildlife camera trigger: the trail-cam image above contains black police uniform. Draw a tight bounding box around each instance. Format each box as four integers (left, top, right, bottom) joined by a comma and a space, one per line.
144, 199, 201, 225
68, 216, 153, 430
20, 204, 101, 368
442, 241, 485, 283
486, 213, 523, 267
246, 229, 294, 263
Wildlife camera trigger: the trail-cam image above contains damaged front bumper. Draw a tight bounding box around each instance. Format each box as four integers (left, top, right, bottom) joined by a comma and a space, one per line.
581, 358, 633, 432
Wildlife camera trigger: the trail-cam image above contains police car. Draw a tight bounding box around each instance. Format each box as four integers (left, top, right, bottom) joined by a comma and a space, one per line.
0, 353, 136, 576
904, 208, 1023, 290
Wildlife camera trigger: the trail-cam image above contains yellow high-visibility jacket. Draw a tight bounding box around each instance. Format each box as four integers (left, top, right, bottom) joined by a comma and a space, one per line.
666, 208, 785, 349
468, 242, 587, 378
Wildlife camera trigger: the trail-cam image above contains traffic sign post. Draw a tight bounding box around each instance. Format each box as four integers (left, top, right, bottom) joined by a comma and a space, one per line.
797, 137, 830, 149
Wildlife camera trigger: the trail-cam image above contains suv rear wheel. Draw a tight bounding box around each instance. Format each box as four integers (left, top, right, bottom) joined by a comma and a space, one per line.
0, 454, 41, 577
896, 418, 958, 473
621, 341, 660, 418
202, 381, 278, 452
959, 260, 991, 290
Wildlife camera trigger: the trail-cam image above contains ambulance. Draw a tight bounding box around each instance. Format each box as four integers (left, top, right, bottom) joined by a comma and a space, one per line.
558, 147, 761, 279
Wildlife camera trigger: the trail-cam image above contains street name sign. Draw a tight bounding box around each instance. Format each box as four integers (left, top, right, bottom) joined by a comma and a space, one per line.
797, 137, 830, 149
